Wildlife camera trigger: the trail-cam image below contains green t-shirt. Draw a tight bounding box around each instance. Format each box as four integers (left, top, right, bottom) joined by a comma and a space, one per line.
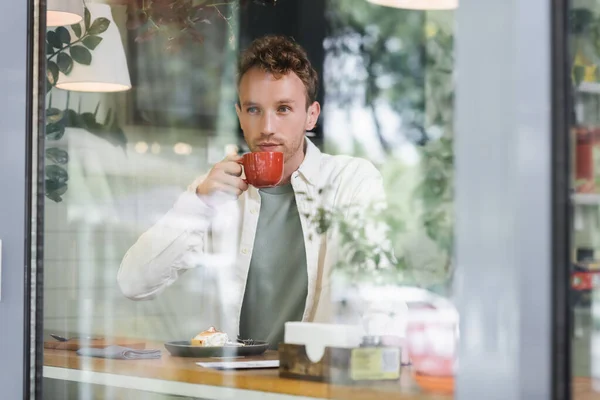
238, 184, 308, 350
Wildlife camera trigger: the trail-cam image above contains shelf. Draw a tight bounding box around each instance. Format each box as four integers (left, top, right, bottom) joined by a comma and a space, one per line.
573, 193, 600, 205
578, 81, 600, 94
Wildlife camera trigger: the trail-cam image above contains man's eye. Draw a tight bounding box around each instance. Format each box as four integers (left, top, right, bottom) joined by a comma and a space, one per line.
247, 107, 259, 114
278, 106, 291, 113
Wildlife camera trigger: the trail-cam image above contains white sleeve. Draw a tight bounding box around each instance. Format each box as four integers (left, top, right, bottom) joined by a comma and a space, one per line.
117, 185, 215, 301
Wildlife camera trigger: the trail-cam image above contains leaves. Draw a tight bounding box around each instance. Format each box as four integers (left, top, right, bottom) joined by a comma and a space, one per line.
46, 122, 65, 141
46, 108, 66, 140
82, 35, 102, 50
88, 17, 110, 35
57, 52, 73, 74
46, 108, 64, 124
47, 61, 59, 86
62, 109, 80, 126
125, 0, 241, 49
46, 165, 69, 185
44, 8, 121, 203
71, 23, 82, 38
84, 7, 91, 30
46, 31, 63, 49
56, 26, 71, 45
570, 8, 596, 35
51, 108, 128, 149
46, 147, 69, 164
350, 250, 367, 265
80, 112, 102, 129
45, 179, 68, 203
299, 192, 402, 284
415, 136, 455, 257
70, 45, 92, 65
46, 180, 68, 193
46, 164, 69, 201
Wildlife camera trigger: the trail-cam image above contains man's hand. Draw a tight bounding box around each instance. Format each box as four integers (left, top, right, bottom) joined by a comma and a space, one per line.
196, 155, 249, 204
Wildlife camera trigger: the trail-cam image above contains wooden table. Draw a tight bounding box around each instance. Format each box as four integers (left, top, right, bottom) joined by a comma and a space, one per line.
575, 377, 600, 400
43, 343, 600, 399
43, 343, 451, 400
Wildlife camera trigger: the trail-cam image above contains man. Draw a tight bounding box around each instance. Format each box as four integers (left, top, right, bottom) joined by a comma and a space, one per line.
117, 35, 385, 348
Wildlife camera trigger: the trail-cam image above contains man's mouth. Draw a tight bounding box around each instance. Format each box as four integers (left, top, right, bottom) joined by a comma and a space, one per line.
257, 143, 281, 151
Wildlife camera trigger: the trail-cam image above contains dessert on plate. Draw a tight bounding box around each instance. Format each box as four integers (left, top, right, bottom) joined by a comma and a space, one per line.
191, 326, 229, 347
191, 326, 244, 347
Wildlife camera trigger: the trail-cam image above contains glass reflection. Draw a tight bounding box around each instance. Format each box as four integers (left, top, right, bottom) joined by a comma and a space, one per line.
43, 1, 457, 399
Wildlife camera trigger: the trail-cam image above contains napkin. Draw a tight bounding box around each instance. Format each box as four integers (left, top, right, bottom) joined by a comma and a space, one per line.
197, 360, 280, 370
77, 345, 161, 360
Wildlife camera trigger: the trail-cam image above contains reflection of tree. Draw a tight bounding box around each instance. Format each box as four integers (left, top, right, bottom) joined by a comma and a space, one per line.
325, 0, 427, 150
423, 22, 454, 137
325, 1, 455, 290
326, 1, 454, 148
418, 22, 454, 275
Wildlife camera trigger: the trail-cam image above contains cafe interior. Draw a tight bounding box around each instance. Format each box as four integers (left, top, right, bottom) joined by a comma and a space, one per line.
10, 0, 598, 398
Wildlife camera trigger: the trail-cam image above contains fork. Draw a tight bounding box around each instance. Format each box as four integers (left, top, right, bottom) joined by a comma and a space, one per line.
50, 334, 100, 342
236, 336, 256, 346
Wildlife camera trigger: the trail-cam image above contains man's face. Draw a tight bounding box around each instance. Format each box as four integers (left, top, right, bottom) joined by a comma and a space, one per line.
236, 68, 320, 165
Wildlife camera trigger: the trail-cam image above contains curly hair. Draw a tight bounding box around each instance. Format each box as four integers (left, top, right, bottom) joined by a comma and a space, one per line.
238, 35, 319, 108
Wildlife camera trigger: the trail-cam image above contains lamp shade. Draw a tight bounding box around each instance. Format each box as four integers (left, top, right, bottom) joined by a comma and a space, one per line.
367, 0, 457, 10
47, 0, 84, 27
55, 4, 131, 92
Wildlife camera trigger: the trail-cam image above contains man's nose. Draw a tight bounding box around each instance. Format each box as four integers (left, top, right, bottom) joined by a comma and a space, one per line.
261, 111, 276, 135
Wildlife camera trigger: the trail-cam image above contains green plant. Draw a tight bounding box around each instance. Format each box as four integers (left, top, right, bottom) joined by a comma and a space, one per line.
45, 7, 126, 202
413, 136, 453, 262
46, 9, 110, 89
300, 189, 412, 285
325, 3, 455, 286
407, 22, 454, 284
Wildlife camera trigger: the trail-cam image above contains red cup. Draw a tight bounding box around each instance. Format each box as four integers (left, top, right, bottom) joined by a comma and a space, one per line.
237, 152, 284, 188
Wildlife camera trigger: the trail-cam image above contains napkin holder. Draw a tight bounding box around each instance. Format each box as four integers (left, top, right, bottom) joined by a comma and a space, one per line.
278, 342, 401, 384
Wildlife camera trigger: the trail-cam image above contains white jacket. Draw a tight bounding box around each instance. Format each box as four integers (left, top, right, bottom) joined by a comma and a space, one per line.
117, 138, 385, 337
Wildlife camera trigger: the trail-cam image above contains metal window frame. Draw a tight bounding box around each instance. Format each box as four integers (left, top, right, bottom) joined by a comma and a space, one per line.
0, 0, 45, 398
551, 0, 572, 397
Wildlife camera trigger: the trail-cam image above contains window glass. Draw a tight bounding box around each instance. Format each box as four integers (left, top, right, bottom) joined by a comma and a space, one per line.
42, 1, 457, 399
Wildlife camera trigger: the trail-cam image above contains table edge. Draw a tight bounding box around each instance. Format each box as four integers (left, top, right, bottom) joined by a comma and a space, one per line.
43, 366, 322, 400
